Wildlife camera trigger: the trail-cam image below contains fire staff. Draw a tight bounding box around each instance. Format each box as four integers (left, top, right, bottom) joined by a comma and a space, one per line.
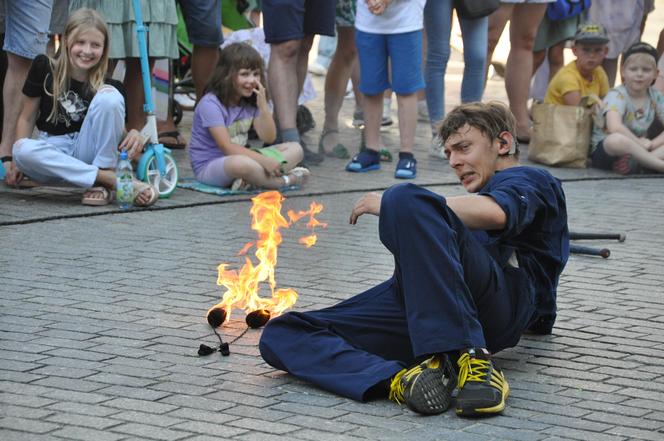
259, 102, 569, 417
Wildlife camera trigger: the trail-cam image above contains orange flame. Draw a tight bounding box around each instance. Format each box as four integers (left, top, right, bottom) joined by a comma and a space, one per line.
299, 235, 317, 247
208, 191, 326, 324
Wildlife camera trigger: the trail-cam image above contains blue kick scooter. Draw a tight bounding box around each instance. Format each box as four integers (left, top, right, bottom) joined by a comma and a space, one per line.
131, 0, 179, 197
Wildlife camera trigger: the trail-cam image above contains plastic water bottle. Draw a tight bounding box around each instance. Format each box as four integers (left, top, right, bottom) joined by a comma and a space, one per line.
116, 150, 134, 210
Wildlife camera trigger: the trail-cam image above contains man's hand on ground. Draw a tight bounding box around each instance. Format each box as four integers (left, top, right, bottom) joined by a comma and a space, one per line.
350, 192, 382, 225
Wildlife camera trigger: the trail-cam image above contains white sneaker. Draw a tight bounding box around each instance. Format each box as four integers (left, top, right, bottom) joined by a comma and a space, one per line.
382, 99, 393, 126
352, 110, 392, 128
429, 136, 446, 160
418, 102, 430, 123
308, 62, 327, 76
284, 167, 310, 188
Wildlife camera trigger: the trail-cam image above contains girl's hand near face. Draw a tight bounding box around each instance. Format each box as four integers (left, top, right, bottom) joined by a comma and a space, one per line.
120, 129, 147, 160
254, 81, 269, 112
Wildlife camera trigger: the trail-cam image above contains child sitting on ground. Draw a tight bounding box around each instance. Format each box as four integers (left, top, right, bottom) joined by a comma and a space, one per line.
544, 22, 610, 106
590, 42, 664, 174
188, 42, 309, 191
9, 8, 158, 206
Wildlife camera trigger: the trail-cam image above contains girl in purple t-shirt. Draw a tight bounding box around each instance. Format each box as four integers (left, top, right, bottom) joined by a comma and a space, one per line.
188, 43, 309, 190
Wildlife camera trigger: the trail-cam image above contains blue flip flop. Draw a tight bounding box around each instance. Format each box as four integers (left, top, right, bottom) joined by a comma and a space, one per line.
346, 149, 380, 173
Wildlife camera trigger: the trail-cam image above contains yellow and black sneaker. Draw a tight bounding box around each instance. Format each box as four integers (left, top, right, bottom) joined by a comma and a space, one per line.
388, 354, 457, 415
455, 348, 509, 417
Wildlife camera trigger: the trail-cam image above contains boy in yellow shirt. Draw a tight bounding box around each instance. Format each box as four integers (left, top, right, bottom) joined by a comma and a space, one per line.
544, 23, 610, 106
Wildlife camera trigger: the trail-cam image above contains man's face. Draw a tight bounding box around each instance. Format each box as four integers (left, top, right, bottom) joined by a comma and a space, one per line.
572, 43, 608, 73
443, 124, 503, 193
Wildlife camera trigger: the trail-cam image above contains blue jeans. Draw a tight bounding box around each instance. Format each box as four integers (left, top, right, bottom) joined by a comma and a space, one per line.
424, 0, 488, 124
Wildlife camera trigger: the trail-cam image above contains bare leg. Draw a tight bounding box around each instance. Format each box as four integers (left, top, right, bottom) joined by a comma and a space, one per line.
486, 4, 513, 83
603, 58, 619, 87
268, 39, 303, 136
223, 147, 307, 190
123, 58, 156, 131
396, 93, 417, 153
351, 60, 363, 111
296, 35, 315, 99
191, 45, 219, 100
505, 3, 547, 141
1, 53, 32, 177
533, 50, 546, 74
363, 93, 383, 151
321, 27, 356, 153
271, 141, 304, 171
547, 41, 566, 80
603, 133, 664, 172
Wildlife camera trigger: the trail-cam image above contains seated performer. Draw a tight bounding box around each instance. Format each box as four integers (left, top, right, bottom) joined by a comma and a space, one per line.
259, 102, 569, 417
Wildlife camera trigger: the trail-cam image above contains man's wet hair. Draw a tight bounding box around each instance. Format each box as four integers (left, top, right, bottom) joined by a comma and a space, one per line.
438, 101, 520, 157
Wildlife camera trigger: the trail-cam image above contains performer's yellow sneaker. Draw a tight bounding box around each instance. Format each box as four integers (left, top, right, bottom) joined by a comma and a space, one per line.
455, 348, 509, 417
388, 354, 456, 415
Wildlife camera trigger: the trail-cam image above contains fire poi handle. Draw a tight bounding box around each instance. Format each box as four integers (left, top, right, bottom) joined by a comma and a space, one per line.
570, 244, 610, 259
569, 232, 626, 242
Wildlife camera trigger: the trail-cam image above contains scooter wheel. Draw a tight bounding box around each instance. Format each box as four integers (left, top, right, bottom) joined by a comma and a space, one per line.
141, 152, 178, 198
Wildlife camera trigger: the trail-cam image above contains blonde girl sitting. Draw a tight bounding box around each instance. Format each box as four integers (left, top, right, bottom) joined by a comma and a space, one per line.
10, 8, 158, 206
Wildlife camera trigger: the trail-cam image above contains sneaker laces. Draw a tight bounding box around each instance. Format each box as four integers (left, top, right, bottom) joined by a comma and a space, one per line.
388, 356, 441, 404
457, 352, 491, 388
458, 351, 507, 395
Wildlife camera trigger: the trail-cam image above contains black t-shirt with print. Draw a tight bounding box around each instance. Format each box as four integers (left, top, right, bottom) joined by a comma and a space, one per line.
22, 54, 126, 136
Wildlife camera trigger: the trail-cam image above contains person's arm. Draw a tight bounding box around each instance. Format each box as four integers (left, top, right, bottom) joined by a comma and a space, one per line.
7, 95, 40, 185
119, 129, 148, 160
208, 125, 281, 177
445, 195, 507, 230
15, 95, 40, 142
349, 192, 508, 231
251, 81, 276, 144
561, 90, 582, 106
605, 110, 649, 147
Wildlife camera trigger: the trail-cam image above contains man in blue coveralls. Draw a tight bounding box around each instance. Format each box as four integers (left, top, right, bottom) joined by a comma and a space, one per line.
260, 101, 569, 417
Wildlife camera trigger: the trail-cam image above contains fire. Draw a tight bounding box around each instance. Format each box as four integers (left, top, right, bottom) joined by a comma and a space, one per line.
207, 191, 326, 325
299, 235, 317, 247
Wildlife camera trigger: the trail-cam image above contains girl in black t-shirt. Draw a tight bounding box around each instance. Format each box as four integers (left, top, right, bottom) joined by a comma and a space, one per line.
9, 8, 157, 207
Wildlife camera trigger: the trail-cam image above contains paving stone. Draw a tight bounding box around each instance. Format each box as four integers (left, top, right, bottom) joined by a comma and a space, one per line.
102, 397, 178, 414
0, 416, 60, 433
109, 422, 190, 440
226, 417, 300, 435
45, 412, 122, 430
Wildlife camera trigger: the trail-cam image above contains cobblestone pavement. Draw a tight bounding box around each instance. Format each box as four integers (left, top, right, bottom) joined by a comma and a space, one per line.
2, 43, 664, 441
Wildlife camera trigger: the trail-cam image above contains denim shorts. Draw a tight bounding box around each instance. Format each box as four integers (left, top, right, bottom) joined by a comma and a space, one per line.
262, 0, 335, 44
178, 0, 223, 47
355, 29, 424, 96
1, 0, 51, 58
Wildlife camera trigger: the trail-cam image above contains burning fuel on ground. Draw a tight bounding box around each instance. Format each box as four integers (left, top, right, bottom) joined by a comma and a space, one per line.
206, 191, 327, 329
